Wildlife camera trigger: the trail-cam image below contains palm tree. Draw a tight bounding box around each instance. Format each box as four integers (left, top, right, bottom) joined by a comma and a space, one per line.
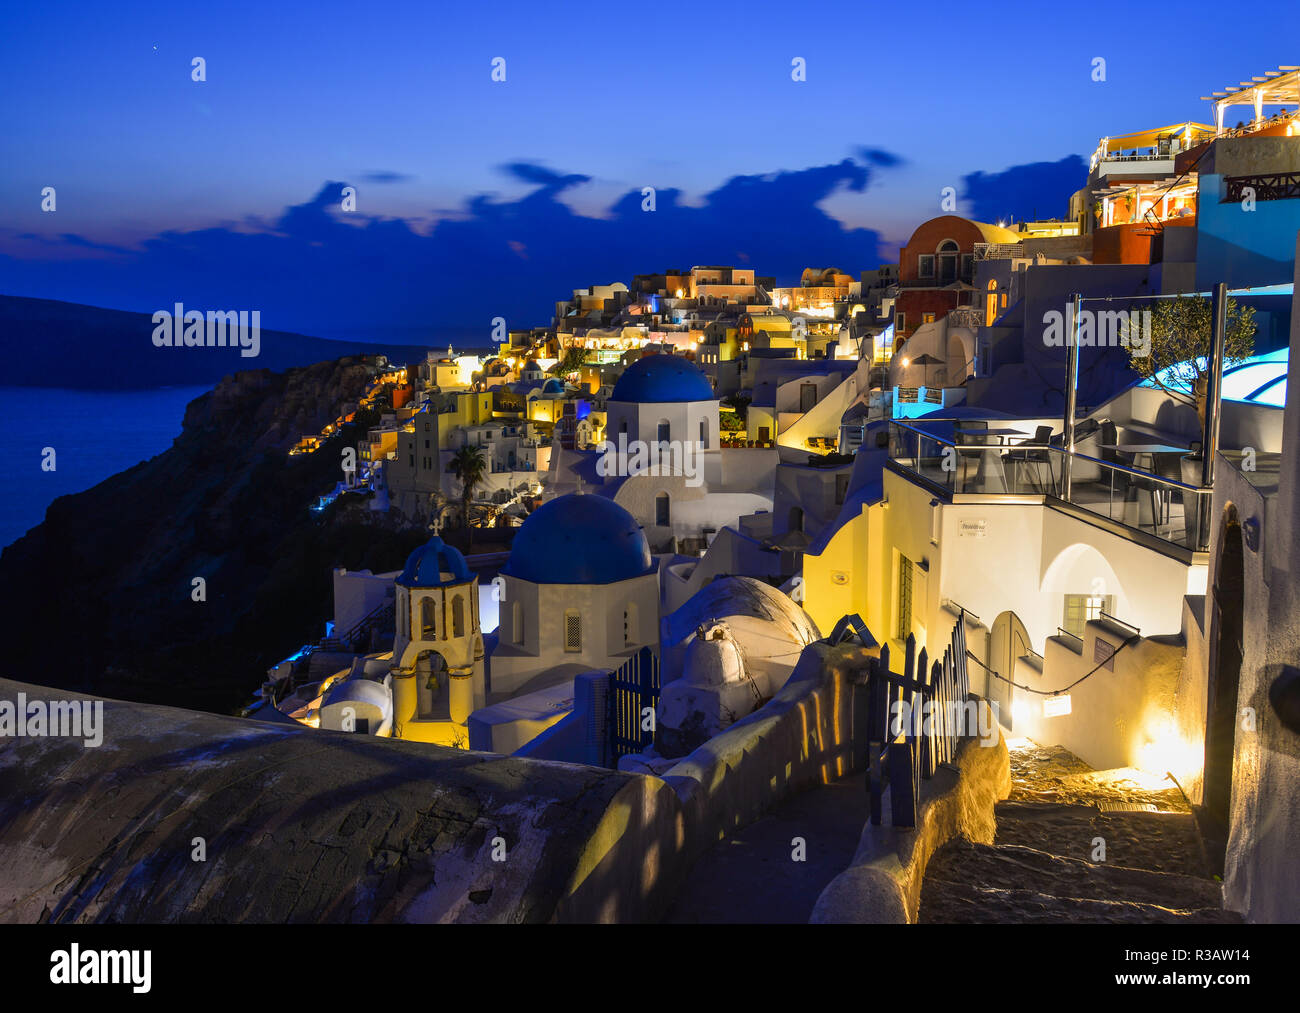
449, 444, 488, 552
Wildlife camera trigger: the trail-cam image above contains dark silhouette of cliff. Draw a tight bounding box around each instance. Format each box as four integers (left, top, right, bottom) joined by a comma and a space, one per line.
0, 358, 428, 713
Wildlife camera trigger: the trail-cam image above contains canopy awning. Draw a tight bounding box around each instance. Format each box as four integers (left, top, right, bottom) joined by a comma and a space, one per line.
1099, 122, 1215, 154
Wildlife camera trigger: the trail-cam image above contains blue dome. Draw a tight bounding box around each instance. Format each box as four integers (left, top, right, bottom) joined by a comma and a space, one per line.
503, 494, 654, 585
398, 536, 472, 587
611, 355, 714, 403
541, 377, 566, 395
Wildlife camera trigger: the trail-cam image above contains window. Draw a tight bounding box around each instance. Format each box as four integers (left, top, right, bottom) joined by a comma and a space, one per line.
896, 313, 906, 333
897, 554, 914, 641
452, 594, 465, 638
937, 240, 959, 284
420, 596, 436, 641
512, 601, 524, 645
699, 418, 709, 449
960, 254, 974, 281
1062, 594, 1114, 639
922, 312, 936, 325
655, 492, 671, 526
564, 610, 582, 652
917, 255, 935, 278
624, 603, 638, 646
799, 382, 818, 413
657, 419, 671, 444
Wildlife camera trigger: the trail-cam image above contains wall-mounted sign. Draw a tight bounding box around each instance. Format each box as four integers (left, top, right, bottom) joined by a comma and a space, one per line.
959, 519, 987, 538
1043, 694, 1072, 717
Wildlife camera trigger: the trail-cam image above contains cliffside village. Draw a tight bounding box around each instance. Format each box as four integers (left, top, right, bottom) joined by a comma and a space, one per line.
245, 67, 1300, 922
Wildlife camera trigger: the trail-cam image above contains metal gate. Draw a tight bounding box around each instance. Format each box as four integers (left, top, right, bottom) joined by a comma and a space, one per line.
607, 646, 660, 761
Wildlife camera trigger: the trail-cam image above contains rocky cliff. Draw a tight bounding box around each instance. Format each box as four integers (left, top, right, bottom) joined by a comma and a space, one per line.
0, 357, 427, 714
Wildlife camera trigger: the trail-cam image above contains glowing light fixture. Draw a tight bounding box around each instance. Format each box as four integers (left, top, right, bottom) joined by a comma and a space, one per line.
1042, 694, 1072, 717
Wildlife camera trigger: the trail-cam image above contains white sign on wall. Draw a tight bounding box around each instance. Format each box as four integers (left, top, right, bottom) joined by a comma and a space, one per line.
959, 519, 987, 538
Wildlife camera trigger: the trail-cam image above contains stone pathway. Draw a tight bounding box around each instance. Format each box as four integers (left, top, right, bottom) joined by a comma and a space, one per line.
662, 772, 871, 923
918, 740, 1241, 923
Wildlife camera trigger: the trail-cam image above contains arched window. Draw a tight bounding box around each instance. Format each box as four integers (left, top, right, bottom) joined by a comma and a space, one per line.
420, 596, 436, 641
655, 492, 671, 527
564, 610, 582, 652
452, 594, 465, 639
985, 279, 998, 327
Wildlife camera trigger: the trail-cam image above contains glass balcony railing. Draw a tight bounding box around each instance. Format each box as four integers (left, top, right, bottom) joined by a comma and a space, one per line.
887, 420, 1211, 552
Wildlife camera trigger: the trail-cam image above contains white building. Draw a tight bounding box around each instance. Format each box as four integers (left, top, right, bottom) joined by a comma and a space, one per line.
488, 492, 660, 698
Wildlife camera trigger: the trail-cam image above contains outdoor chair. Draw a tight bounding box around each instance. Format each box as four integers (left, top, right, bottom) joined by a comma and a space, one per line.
1003, 425, 1054, 493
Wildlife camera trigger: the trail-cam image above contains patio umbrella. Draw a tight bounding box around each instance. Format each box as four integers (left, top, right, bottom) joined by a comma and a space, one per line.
911, 352, 943, 387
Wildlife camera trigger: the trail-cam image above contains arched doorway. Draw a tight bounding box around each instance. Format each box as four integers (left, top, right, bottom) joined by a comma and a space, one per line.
989, 611, 1032, 732
1203, 504, 1244, 858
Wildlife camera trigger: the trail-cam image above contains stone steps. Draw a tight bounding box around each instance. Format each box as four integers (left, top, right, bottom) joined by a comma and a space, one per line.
917, 748, 1241, 924
919, 836, 1233, 923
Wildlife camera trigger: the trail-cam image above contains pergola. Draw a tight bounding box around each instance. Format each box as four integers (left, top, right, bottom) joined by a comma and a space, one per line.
1201, 65, 1300, 134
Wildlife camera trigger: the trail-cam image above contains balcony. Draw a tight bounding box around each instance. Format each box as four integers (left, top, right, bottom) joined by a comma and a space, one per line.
887, 420, 1211, 554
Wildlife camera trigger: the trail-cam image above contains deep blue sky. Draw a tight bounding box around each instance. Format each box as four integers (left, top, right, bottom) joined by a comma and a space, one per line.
3, 0, 1298, 341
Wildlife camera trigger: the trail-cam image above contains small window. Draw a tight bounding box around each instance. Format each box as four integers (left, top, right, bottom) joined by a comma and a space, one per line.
896, 313, 906, 333
918, 255, 935, 278
564, 610, 582, 652
657, 419, 671, 444
1062, 594, 1114, 639
655, 492, 671, 526
512, 601, 524, 645
699, 418, 709, 449
624, 603, 638, 645
922, 312, 936, 325
452, 594, 465, 638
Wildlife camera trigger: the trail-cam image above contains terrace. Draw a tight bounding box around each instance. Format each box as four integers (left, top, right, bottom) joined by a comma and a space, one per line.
886, 417, 1216, 557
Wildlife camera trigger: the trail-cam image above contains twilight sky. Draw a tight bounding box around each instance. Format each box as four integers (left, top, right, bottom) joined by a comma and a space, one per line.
3, 0, 1298, 342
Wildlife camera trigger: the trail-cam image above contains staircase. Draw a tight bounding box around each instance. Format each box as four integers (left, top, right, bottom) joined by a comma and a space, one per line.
317, 601, 396, 654
918, 741, 1241, 923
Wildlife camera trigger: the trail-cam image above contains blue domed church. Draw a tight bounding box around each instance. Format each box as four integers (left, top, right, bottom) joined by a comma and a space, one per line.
547, 354, 771, 553
487, 492, 660, 698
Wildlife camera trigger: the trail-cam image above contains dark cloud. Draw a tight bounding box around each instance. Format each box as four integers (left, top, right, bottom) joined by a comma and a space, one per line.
961, 154, 1087, 224
1, 151, 904, 344
358, 171, 415, 184
856, 147, 906, 168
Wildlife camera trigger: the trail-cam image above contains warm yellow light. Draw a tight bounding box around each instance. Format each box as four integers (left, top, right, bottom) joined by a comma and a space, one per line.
1135, 717, 1199, 784
675, 288, 684, 298
902, 357, 910, 367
